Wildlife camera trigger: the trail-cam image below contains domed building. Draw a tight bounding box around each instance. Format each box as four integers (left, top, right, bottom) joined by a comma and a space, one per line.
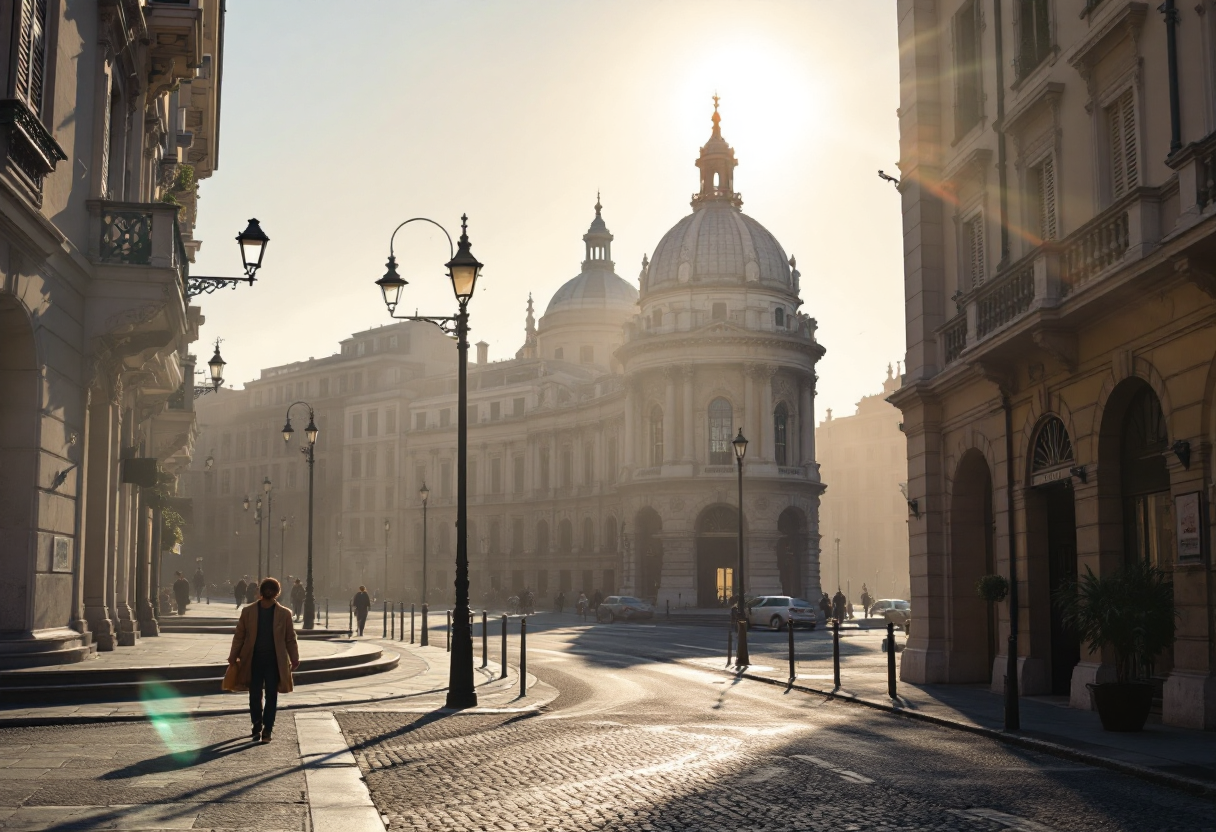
187, 102, 826, 614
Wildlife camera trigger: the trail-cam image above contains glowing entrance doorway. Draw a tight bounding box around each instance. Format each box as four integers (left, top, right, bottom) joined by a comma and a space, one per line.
715, 567, 734, 605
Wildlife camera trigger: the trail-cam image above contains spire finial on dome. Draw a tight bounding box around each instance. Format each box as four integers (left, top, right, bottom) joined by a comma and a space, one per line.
595, 191, 602, 215
711, 92, 721, 134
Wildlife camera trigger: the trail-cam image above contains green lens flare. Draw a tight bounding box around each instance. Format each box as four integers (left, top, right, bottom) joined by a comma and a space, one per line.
139, 680, 200, 763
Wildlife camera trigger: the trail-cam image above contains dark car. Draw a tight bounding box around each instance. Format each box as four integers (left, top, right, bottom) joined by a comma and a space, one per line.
596, 596, 655, 623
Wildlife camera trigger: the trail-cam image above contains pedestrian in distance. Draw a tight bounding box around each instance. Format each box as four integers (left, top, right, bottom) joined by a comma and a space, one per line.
577, 592, 588, 620
818, 592, 832, 623
192, 567, 205, 603
860, 584, 873, 619
592, 589, 603, 611
352, 585, 371, 636
832, 588, 847, 623
172, 572, 191, 616
224, 577, 300, 744
290, 578, 305, 622
234, 577, 248, 609
555, 591, 565, 614
245, 581, 257, 604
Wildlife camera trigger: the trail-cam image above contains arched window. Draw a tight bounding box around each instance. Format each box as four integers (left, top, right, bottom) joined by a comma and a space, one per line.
650, 406, 664, 466
536, 520, 549, 555
558, 519, 572, 554
652, 309, 663, 328
708, 398, 733, 464
604, 517, 618, 554
582, 517, 594, 552
775, 307, 785, 328
774, 403, 789, 465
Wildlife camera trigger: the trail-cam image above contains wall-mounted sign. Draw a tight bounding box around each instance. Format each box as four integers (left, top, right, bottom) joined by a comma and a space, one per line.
1176, 491, 1204, 563
52, 536, 72, 573
1031, 465, 1071, 488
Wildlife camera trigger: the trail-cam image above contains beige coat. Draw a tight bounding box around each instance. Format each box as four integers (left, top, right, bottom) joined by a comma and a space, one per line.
225, 600, 300, 693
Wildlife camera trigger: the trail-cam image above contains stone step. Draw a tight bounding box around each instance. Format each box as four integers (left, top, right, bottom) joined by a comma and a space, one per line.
0, 647, 399, 702
0, 630, 98, 671
156, 624, 351, 639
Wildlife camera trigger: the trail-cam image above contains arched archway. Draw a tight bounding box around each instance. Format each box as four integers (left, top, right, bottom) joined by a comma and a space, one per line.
635, 507, 663, 601
558, 519, 572, 555
776, 507, 806, 598
695, 504, 746, 607
1025, 415, 1080, 695
0, 296, 38, 632
949, 450, 995, 683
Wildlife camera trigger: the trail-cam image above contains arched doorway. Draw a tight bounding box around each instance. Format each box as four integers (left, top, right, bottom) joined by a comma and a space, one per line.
0, 296, 38, 632
949, 450, 995, 682
776, 508, 806, 598
1026, 416, 1080, 696
696, 504, 744, 607
635, 507, 663, 601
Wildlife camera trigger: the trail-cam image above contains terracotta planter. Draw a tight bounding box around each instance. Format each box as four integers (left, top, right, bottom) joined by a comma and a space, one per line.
1087, 682, 1153, 732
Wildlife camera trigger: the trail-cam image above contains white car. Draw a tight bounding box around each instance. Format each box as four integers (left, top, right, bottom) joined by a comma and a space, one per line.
745, 596, 818, 631
870, 599, 911, 631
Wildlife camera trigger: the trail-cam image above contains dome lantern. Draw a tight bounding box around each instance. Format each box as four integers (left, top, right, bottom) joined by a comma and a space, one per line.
693, 95, 741, 210
582, 192, 614, 269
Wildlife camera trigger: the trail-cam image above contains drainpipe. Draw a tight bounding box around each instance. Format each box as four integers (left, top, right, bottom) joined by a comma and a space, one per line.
993, 0, 1011, 267
1002, 393, 1020, 731
1161, 0, 1182, 155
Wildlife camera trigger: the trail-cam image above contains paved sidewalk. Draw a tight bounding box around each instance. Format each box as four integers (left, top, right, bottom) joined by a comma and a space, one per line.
692, 625, 1216, 795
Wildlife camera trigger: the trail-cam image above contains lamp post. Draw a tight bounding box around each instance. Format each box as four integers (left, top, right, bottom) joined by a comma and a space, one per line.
732, 428, 750, 667
186, 218, 270, 297
280, 517, 287, 577
194, 340, 228, 398
419, 483, 429, 604
835, 537, 842, 593
263, 477, 273, 580
375, 215, 483, 709
281, 403, 320, 628
245, 495, 263, 580
383, 519, 391, 600
337, 529, 344, 599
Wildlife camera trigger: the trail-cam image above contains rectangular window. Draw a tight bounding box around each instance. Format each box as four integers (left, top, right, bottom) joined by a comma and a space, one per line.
441, 461, 452, 498
367, 410, 379, 437
468, 461, 478, 495
351, 451, 362, 479
466, 404, 478, 424
415, 412, 426, 430
1016, 0, 1051, 80
561, 448, 573, 487
416, 464, 427, 491
254, 390, 263, 407
1030, 155, 1058, 242
513, 455, 525, 493
349, 486, 360, 511
366, 449, 377, 479
220, 470, 230, 494
320, 378, 330, 397
711, 302, 727, 320
539, 447, 550, 490
440, 408, 451, 428
491, 457, 502, 494
583, 444, 594, 485
1107, 89, 1138, 200
351, 372, 362, 392
385, 408, 396, 434
490, 401, 501, 421
513, 397, 525, 417
512, 518, 524, 554
962, 212, 986, 288
339, 375, 348, 394
384, 486, 394, 511
351, 413, 363, 439
954, 0, 983, 137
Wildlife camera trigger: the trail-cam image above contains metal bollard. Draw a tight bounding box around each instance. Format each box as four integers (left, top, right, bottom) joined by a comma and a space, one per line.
446, 610, 451, 652
520, 616, 527, 697
421, 603, 429, 647
481, 610, 488, 668
501, 614, 508, 679
788, 617, 796, 681
832, 618, 841, 689
400, 603, 405, 642
325, 598, 329, 630
382, 602, 388, 638
727, 612, 734, 666
666, 599, 670, 621
348, 602, 353, 636
410, 604, 415, 644
887, 621, 898, 699
390, 603, 396, 640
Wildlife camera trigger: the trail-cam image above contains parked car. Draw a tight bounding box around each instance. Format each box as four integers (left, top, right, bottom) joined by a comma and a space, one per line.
597, 596, 655, 623
745, 596, 818, 631
870, 599, 911, 631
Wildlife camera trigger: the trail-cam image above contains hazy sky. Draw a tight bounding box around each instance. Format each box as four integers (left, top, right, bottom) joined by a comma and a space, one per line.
193, 0, 903, 420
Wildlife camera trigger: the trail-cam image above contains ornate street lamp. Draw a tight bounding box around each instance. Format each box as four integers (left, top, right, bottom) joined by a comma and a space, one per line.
375, 215, 483, 708
248, 495, 263, 581
186, 219, 270, 297
282, 403, 319, 627
194, 340, 227, 398
383, 519, 391, 600
419, 482, 429, 605
262, 477, 273, 582
732, 428, 750, 667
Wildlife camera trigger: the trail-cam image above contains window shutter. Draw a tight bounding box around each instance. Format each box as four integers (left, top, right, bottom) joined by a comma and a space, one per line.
1121, 92, 1138, 190
1108, 90, 1136, 199
1109, 100, 1126, 198
15, 0, 49, 115
1039, 157, 1057, 241
965, 213, 986, 286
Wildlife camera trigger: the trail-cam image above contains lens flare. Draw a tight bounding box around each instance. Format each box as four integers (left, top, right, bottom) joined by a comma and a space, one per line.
139, 680, 200, 763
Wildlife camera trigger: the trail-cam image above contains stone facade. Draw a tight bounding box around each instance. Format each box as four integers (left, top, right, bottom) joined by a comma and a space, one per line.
0, 0, 227, 665
816, 368, 911, 604
892, 0, 1216, 728
186, 104, 826, 611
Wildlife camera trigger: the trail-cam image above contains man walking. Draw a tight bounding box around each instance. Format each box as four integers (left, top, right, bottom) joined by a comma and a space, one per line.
172, 572, 191, 616
860, 584, 873, 619
245, 580, 257, 604
290, 578, 305, 622
832, 588, 847, 623
234, 577, 248, 609
225, 577, 300, 744
352, 585, 371, 637
193, 567, 205, 603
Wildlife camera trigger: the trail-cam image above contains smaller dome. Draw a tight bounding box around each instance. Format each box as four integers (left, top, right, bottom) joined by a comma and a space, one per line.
546, 267, 638, 314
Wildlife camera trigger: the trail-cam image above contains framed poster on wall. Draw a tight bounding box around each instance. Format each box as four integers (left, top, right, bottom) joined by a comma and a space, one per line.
52, 536, 72, 572
1175, 491, 1204, 563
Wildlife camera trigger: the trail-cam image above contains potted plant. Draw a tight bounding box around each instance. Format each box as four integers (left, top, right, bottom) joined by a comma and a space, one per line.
1053, 560, 1175, 732
976, 574, 1009, 604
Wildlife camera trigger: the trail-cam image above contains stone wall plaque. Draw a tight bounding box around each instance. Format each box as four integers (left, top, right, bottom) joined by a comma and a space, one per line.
52, 536, 72, 573
1176, 491, 1204, 563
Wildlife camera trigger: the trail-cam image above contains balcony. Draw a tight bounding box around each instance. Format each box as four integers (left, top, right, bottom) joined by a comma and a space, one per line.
1167, 129, 1216, 233
940, 187, 1160, 367
0, 98, 67, 208
88, 199, 191, 291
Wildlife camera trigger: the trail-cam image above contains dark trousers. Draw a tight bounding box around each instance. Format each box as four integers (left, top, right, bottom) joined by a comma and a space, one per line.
175, 593, 189, 615
249, 653, 280, 732
355, 610, 368, 636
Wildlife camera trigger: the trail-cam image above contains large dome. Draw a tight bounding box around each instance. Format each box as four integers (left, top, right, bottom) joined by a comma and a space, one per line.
546, 266, 638, 314
647, 202, 791, 290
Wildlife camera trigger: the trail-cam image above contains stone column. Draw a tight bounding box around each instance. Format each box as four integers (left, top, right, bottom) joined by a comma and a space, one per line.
748, 532, 783, 596
623, 377, 635, 467
760, 365, 775, 462
681, 364, 695, 462
548, 435, 557, 491
800, 377, 815, 464
743, 366, 755, 442
137, 493, 159, 636
113, 405, 136, 645
82, 389, 116, 650
663, 368, 676, 464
